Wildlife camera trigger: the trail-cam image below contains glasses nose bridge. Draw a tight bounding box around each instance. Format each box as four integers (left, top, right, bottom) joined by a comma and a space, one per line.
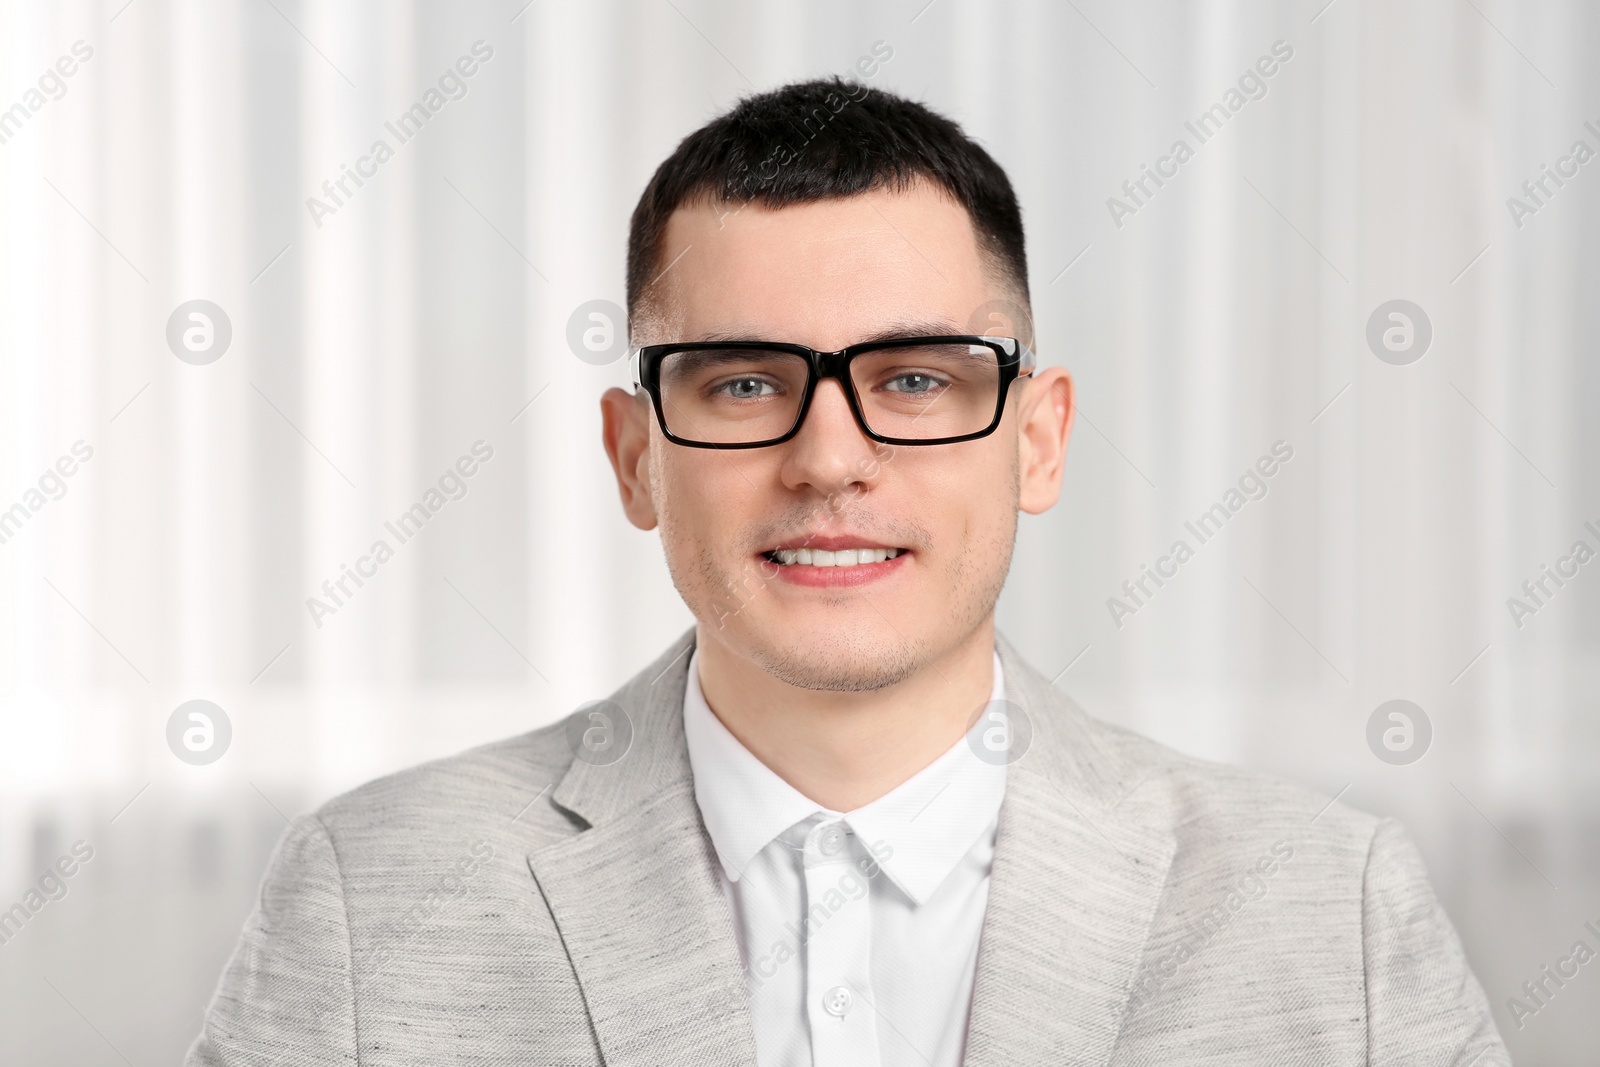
801, 346, 870, 437
811, 346, 857, 387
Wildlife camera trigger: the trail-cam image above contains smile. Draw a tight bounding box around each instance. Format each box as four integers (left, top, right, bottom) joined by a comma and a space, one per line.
763, 547, 904, 568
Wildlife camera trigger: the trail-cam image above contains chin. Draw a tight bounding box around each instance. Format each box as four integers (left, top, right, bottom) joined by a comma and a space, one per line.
738, 618, 928, 692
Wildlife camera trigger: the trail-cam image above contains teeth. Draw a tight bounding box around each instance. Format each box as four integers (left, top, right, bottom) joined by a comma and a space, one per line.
771, 547, 902, 567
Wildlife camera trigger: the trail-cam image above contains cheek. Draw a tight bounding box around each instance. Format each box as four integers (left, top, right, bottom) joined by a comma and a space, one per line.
653, 453, 755, 574
944, 450, 1020, 574
932, 443, 1017, 528
655, 465, 708, 552
661, 453, 738, 521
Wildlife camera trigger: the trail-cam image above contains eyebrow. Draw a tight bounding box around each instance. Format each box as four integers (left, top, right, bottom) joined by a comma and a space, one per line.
691, 317, 967, 346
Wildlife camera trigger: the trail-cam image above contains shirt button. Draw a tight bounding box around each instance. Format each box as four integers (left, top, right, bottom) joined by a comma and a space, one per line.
822, 985, 853, 1017
818, 824, 845, 856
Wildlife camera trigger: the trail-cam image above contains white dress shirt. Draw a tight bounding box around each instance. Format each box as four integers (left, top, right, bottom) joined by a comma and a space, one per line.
682, 647, 1008, 1067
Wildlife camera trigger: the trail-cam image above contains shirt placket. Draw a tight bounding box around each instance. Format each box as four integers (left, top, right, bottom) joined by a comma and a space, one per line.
801, 817, 881, 1067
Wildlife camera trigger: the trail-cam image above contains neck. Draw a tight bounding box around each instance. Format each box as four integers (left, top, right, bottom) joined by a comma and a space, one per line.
692, 620, 997, 812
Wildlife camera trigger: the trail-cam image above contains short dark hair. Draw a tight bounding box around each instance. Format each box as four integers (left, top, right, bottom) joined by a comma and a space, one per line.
626, 76, 1029, 338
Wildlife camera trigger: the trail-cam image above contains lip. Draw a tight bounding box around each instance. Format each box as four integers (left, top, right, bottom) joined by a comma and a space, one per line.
762, 534, 907, 553
758, 547, 911, 588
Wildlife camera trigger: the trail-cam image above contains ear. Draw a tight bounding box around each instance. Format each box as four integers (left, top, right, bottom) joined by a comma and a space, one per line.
600, 387, 659, 530
1016, 367, 1074, 515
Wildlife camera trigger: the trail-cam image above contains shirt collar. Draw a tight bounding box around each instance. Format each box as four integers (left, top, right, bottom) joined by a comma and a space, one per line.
682, 646, 1008, 906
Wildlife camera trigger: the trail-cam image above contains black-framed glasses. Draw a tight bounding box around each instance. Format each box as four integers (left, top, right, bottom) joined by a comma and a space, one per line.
630, 334, 1035, 448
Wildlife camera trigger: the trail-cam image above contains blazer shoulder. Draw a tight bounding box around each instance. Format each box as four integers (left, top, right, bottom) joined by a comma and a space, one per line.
1069, 704, 1385, 851
307, 628, 699, 846
313, 718, 579, 838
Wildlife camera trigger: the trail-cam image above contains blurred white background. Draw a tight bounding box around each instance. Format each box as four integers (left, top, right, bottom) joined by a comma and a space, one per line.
1, 0, 1597, 1061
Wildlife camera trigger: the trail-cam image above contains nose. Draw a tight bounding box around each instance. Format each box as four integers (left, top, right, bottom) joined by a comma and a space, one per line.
778, 378, 882, 497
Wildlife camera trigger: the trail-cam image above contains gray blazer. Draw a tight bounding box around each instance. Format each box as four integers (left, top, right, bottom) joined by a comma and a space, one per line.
187, 627, 1509, 1065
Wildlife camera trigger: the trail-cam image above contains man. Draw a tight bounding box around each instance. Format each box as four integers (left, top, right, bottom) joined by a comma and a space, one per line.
189, 78, 1508, 1065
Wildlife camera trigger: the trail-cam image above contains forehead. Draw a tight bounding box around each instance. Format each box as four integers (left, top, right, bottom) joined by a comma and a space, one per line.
639, 180, 1000, 348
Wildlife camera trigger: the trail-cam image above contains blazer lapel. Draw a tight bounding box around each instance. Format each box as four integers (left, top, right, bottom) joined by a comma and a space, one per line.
962, 634, 1177, 1067
527, 627, 760, 1066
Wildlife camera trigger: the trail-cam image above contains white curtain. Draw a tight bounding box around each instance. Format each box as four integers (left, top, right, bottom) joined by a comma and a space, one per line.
1, 0, 1595, 1061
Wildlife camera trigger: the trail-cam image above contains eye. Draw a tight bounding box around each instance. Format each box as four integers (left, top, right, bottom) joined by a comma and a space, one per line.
883, 372, 947, 395
713, 376, 780, 399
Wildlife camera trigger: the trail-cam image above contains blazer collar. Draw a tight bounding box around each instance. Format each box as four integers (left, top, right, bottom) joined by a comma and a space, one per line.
548, 625, 700, 828
961, 633, 1177, 1067
530, 626, 760, 1066
530, 626, 1175, 1067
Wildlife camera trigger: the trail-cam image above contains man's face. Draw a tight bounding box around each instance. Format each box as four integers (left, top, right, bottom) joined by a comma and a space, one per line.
603, 180, 1071, 691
